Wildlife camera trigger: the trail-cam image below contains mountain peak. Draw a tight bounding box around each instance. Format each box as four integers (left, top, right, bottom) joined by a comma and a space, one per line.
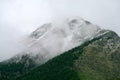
2, 17, 102, 65
21, 17, 101, 64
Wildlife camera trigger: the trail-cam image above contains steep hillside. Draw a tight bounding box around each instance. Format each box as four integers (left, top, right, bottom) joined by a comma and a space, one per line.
17, 30, 120, 80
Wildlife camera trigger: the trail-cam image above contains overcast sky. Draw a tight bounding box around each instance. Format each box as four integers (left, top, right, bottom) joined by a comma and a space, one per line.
0, 0, 120, 61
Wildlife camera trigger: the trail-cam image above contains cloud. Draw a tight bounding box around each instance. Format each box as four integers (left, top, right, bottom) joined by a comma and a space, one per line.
0, 0, 120, 61
48, 0, 120, 35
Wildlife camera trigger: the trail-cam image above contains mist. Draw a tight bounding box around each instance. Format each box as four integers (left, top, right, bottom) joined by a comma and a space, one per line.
0, 0, 120, 61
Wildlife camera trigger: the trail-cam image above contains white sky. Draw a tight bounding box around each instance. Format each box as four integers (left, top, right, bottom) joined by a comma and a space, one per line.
0, 0, 120, 61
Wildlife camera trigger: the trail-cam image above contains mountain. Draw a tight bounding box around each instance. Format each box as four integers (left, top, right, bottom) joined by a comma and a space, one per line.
0, 17, 101, 80
23, 17, 101, 64
17, 30, 120, 80
0, 17, 120, 80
